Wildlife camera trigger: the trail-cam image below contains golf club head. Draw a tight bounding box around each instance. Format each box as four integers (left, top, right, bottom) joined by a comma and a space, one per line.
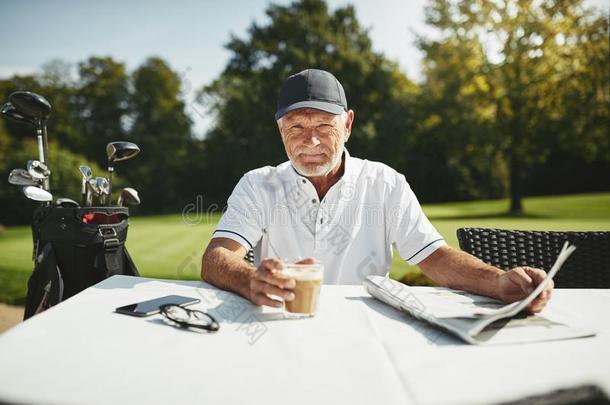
22, 186, 52, 202
1, 102, 36, 126
8, 169, 39, 186
94, 177, 109, 205
79, 165, 92, 181
96, 177, 109, 194
86, 178, 98, 206
9, 91, 52, 121
106, 141, 140, 163
118, 187, 140, 207
55, 198, 79, 208
88, 177, 101, 201
79, 165, 92, 205
27, 160, 51, 179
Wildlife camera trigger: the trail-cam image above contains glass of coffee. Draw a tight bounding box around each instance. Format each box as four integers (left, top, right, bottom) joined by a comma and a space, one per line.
280, 263, 324, 317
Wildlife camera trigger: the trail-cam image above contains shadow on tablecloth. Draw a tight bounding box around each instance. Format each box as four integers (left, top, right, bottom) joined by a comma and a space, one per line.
345, 295, 462, 347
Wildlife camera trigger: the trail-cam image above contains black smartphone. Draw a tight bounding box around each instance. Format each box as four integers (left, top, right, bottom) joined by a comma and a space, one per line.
115, 295, 200, 317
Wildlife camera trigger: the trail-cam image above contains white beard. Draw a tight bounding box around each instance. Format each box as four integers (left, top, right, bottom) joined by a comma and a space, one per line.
290, 144, 344, 177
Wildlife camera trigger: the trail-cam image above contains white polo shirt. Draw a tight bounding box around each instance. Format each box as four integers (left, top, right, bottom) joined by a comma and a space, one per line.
213, 149, 446, 284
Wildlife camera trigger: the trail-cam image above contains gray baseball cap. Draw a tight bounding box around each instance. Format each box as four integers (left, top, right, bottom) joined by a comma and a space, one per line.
275, 69, 348, 120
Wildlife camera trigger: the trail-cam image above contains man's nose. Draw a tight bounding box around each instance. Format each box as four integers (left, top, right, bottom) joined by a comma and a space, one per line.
303, 128, 321, 146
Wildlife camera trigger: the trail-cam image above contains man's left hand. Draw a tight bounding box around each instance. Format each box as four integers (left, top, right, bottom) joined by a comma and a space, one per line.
496, 266, 554, 313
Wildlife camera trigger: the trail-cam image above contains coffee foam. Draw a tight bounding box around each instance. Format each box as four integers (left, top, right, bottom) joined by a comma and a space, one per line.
280, 265, 323, 281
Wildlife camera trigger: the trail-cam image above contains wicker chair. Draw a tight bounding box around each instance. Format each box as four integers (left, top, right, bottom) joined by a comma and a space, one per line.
456, 228, 610, 288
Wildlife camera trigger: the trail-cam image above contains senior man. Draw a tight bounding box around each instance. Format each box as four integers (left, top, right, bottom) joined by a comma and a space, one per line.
202, 68, 553, 312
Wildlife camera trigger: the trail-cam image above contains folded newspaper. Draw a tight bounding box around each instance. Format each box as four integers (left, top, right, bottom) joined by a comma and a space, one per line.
364, 242, 596, 345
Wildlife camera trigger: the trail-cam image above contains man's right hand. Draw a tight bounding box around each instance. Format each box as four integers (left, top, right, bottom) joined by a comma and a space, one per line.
248, 257, 297, 307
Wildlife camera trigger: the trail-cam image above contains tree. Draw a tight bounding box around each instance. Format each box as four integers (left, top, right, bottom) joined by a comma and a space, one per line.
423, 0, 609, 213
0, 120, 11, 164
0, 56, 199, 219
0, 65, 83, 159
38, 60, 83, 152
75, 57, 130, 166
415, 33, 508, 201
130, 57, 194, 212
198, 0, 418, 203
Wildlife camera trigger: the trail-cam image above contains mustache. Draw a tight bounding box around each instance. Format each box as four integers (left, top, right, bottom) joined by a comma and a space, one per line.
294, 147, 330, 155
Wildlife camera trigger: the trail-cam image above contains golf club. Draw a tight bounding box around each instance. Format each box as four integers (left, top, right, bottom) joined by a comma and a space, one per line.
105, 141, 140, 204
1, 102, 34, 126
88, 178, 100, 206
86, 178, 98, 207
117, 187, 140, 207
22, 186, 52, 202
96, 177, 110, 205
79, 165, 92, 206
1, 102, 46, 185
9, 91, 52, 165
8, 169, 41, 186
8, 92, 52, 194
90, 177, 109, 206
0, 101, 44, 175
55, 198, 79, 208
27, 160, 51, 180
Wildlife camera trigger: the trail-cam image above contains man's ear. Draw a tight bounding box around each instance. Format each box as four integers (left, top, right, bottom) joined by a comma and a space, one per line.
344, 110, 355, 142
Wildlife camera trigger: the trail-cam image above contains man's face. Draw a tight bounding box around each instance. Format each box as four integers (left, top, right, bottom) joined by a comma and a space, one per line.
278, 108, 353, 177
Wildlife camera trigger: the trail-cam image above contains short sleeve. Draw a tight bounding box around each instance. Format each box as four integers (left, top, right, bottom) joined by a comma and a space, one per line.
213, 174, 264, 251
387, 174, 446, 265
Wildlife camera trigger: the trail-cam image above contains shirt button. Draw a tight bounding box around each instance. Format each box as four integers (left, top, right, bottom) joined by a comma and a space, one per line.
311, 199, 317, 204
302, 179, 306, 184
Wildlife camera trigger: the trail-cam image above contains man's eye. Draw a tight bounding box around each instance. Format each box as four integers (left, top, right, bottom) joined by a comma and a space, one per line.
288, 127, 304, 136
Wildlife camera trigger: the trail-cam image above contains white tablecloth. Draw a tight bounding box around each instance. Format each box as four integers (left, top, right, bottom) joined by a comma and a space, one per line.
0, 275, 608, 405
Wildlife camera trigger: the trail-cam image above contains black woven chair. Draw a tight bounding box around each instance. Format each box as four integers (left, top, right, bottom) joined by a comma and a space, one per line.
456, 228, 610, 288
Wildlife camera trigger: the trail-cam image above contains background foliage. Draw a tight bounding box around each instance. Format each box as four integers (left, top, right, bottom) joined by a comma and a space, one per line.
1, 0, 608, 224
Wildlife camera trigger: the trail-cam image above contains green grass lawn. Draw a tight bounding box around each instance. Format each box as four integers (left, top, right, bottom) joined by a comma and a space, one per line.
1, 192, 609, 305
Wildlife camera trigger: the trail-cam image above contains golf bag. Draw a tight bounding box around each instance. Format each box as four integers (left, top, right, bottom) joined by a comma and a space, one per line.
24, 206, 139, 319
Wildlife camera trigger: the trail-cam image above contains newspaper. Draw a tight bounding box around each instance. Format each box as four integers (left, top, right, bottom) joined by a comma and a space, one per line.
364, 242, 597, 345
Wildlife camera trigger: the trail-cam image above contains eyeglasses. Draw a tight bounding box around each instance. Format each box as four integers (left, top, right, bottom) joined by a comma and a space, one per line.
159, 304, 219, 332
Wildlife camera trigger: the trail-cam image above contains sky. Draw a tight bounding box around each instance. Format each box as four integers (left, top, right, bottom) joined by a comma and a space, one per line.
1, 0, 607, 135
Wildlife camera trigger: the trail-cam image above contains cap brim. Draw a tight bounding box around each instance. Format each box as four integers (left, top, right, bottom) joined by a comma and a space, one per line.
275, 101, 345, 120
